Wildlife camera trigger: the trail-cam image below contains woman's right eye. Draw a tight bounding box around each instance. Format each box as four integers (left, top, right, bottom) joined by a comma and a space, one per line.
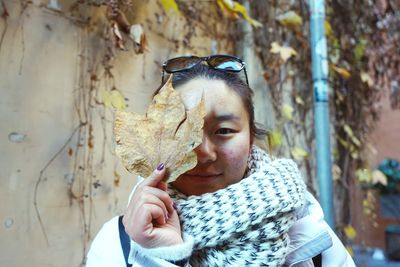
215, 128, 235, 135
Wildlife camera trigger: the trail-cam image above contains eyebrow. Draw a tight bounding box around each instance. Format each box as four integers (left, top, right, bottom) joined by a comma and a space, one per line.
215, 113, 241, 122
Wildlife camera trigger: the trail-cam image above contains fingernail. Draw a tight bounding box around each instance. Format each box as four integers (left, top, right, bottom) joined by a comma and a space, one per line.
157, 163, 165, 171
166, 214, 169, 221
173, 202, 178, 210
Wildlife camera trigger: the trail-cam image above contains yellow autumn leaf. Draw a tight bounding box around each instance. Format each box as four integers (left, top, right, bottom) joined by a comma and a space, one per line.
343, 124, 361, 147
350, 150, 359, 159
344, 225, 357, 240
160, 0, 180, 15
282, 103, 294, 120
331, 64, 351, 79
216, 0, 239, 19
343, 124, 354, 136
351, 136, 361, 147
339, 137, 359, 159
363, 207, 371, 216
276, 11, 303, 28
338, 137, 349, 148
371, 169, 388, 186
362, 199, 370, 208
270, 42, 281, 53
217, 0, 262, 27
330, 37, 340, 64
270, 42, 297, 62
114, 76, 206, 183
110, 89, 127, 110
354, 38, 367, 61
324, 20, 334, 38
360, 71, 373, 87
295, 95, 305, 105
266, 130, 283, 149
355, 168, 371, 183
332, 148, 339, 160
345, 245, 354, 257
291, 147, 308, 160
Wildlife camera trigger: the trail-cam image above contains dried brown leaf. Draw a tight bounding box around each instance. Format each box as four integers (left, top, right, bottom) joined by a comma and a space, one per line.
114, 9, 130, 34
115, 77, 205, 182
130, 24, 149, 54
112, 21, 125, 50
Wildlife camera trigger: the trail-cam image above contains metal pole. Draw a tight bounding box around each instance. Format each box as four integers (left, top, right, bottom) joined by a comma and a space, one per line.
309, 0, 335, 228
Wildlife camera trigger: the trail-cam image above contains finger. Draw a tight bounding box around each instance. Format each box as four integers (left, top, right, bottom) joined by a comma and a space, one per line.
139, 163, 166, 188
130, 203, 166, 242
143, 203, 166, 226
143, 186, 174, 214
157, 181, 168, 191
142, 193, 169, 221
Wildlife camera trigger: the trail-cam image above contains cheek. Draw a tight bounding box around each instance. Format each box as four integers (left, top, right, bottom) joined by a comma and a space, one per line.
222, 144, 250, 177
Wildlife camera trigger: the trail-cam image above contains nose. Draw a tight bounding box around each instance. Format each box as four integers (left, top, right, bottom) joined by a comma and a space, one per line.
195, 135, 217, 163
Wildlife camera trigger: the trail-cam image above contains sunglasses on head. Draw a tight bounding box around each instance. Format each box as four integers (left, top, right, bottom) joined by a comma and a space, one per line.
161, 55, 249, 86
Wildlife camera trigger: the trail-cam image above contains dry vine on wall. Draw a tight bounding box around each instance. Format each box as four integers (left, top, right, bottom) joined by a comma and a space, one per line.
328, 0, 400, 244
250, 0, 317, 197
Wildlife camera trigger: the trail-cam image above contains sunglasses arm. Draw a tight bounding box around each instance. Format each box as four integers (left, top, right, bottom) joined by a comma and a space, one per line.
243, 66, 250, 87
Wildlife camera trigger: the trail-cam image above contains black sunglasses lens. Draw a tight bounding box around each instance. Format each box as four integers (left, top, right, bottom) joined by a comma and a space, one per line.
164, 57, 201, 73
208, 56, 244, 71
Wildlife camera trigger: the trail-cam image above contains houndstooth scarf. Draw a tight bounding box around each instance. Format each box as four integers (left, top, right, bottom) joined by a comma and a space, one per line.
168, 146, 307, 267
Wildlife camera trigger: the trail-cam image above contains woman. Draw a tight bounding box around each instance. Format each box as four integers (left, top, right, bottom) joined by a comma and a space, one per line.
87, 55, 355, 267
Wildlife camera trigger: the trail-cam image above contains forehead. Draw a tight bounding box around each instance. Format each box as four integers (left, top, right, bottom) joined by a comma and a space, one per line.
176, 78, 247, 119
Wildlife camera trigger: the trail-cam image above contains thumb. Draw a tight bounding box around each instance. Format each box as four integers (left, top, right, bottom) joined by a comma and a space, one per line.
141, 163, 166, 188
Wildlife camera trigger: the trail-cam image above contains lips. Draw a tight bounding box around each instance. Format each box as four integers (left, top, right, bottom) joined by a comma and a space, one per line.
185, 170, 221, 177
182, 170, 222, 183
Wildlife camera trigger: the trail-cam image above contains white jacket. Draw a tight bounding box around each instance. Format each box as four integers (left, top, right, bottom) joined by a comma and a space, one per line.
87, 192, 355, 267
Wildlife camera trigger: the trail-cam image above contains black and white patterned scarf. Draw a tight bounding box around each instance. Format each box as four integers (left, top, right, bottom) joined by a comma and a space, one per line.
168, 146, 307, 266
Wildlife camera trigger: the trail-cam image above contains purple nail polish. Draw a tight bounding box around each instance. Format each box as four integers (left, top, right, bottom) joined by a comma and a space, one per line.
173, 202, 178, 210
157, 163, 165, 171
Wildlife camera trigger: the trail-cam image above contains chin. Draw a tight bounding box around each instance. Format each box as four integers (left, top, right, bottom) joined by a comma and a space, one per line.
173, 182, 222, 196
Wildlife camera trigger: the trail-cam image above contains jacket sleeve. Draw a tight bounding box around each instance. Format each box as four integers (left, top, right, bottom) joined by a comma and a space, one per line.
86, 216, 127, 267
285, 192, 356, 267
321, 224, 356, 267
305, 193, 356, 267
128, 234, 194, 266
86, 216, 192, 267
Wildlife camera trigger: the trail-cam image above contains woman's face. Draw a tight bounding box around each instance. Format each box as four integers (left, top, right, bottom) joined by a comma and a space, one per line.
171, 78, 252, 196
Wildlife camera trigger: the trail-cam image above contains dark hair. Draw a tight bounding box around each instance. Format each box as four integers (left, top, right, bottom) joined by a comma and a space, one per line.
167, 64, 267, 141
